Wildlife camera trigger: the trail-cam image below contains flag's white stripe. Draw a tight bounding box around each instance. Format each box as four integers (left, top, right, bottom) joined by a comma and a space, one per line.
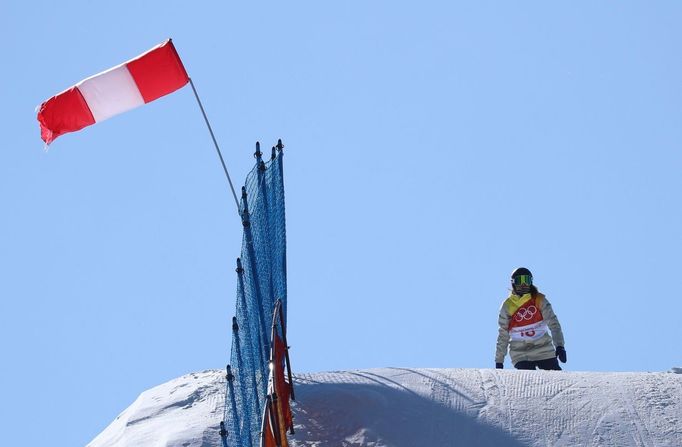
77, 64, 144, 123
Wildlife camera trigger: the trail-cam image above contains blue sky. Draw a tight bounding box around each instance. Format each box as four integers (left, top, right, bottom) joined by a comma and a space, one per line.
2, 1, 681, 445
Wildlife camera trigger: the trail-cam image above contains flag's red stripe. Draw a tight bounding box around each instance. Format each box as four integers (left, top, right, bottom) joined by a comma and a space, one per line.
37, 86, 95, 144
126, 40, 189, 103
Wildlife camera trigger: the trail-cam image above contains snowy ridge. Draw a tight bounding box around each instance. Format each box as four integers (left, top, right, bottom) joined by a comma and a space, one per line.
89, 368, 682, 446
87, 370, 224, 447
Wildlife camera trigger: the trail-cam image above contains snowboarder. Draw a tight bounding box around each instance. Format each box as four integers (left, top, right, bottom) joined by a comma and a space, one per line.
495, 267, 566, 370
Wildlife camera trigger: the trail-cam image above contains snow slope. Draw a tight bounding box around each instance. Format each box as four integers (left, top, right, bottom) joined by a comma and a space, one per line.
87, 370, 224, 446
89, 368, 682, 446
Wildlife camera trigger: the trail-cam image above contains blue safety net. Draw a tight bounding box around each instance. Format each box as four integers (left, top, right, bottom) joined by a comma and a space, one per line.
222, 144, 287, 447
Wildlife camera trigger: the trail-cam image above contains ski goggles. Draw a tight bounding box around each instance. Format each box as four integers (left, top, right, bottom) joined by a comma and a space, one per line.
512, 274, 533, 286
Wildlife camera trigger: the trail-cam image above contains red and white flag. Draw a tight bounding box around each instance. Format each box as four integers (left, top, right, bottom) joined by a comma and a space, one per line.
37, 39, 189, 145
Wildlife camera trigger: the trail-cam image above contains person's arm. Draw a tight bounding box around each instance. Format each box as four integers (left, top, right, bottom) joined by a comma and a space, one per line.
541, 297, 565, 348
495, 304, 510, 366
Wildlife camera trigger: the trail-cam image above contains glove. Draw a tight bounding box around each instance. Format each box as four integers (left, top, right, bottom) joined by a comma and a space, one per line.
495, 362, 504, 369
556, 346, 567, 363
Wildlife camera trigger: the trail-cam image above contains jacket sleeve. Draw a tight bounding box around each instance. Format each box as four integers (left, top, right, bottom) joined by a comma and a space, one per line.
540, 297, 565, 348
495, 304, 510, 364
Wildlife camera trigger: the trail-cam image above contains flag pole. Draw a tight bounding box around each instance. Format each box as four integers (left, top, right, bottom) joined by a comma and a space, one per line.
188, 78, 240, 213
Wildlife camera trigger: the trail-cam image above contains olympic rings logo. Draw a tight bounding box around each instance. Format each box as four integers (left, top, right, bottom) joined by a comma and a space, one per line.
514, 305, 537, 322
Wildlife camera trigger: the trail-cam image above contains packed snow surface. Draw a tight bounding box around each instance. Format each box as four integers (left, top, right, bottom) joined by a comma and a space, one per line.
89, 368, 682, 446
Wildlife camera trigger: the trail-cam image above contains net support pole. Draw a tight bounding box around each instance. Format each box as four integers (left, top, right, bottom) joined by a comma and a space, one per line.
219, 421, 229, 447
241, 187, 271, 384
225, 365, 242, 447
188, 78, 240, 213
235, 259, 263, 421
